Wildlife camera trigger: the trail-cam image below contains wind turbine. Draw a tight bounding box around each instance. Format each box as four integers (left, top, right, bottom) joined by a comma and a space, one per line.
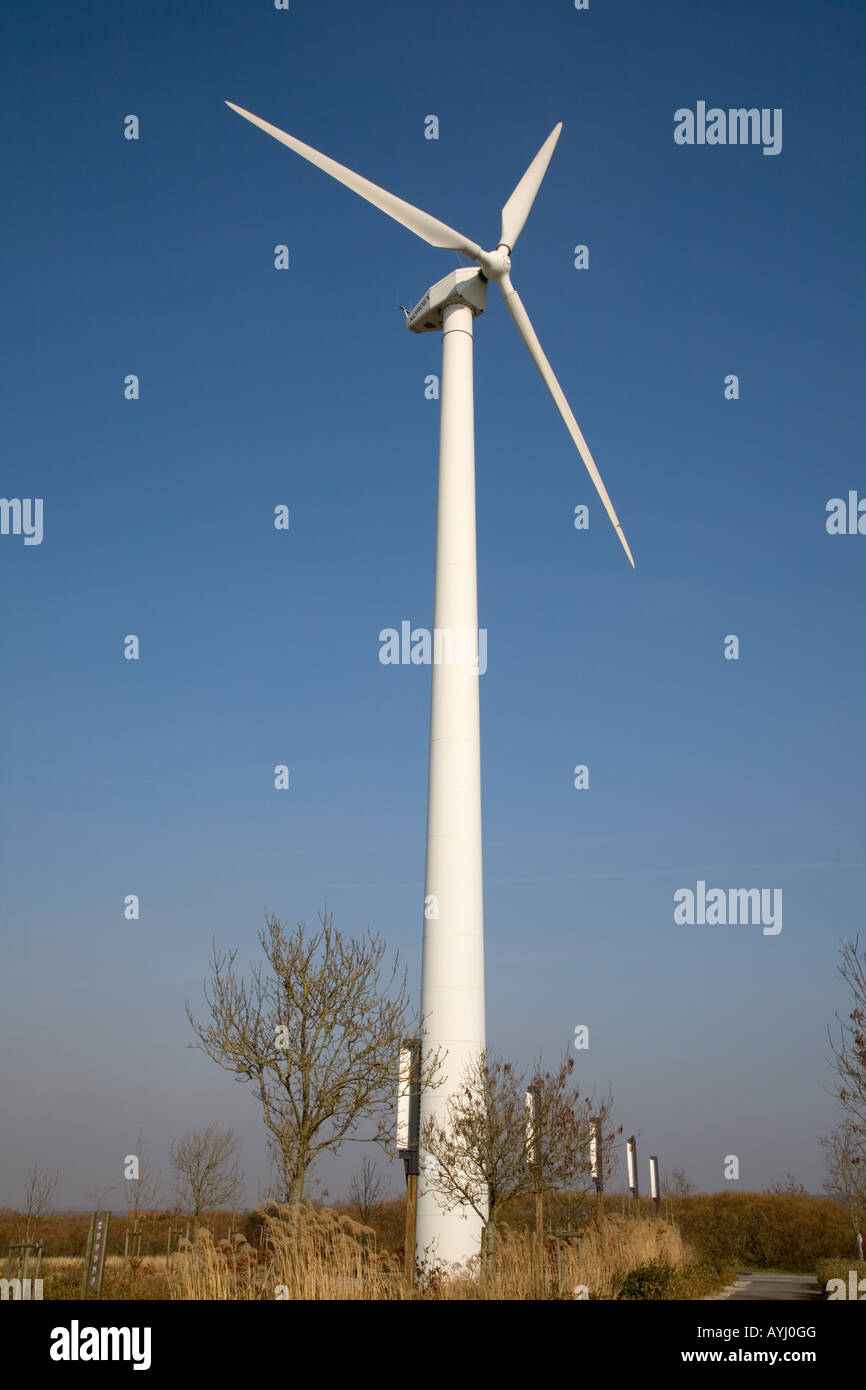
226, 101, 634, 1270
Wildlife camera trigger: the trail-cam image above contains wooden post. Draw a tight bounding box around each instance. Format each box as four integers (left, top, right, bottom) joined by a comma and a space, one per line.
81, 1212, 110, 1299
81, 1215, 95, 1297
404, 1173, 418, 1287
590, 1114, 604, 1228
535, 1179, 544, 1298
525, 1084, 544, 1296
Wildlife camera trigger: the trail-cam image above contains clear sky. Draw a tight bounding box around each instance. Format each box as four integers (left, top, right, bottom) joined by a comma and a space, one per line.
1, 0, 864, 1211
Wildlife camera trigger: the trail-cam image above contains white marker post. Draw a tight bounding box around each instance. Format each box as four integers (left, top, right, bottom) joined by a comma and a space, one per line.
626, 1136, 639, 1204
649, 1154, 660, 1208
526, 1086, 543, 1293
590, 1115, 604, 1222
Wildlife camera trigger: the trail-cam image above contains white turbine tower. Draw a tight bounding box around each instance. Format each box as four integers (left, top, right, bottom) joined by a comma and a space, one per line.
226, 102, 634, 1270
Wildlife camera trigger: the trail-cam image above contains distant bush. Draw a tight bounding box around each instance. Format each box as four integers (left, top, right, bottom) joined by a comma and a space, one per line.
671, 1193, 853, 1272
0, 1208, 240, 1260
0, 1209, 95, 1258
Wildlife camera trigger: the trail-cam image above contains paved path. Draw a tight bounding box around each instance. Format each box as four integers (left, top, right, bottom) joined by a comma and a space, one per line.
726, 1273, 820, 1301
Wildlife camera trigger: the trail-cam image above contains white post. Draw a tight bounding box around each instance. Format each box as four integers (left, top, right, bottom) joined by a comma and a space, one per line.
649, 1154, 660, 1207
416, 300, 486, 1270
627, 1136, 638, 1200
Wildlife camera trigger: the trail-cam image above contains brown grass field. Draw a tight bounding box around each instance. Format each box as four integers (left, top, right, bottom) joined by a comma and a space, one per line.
1, 1191, 857, 1300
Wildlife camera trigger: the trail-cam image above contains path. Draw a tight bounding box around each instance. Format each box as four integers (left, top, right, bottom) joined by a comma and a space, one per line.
725, 1273, 820, 1301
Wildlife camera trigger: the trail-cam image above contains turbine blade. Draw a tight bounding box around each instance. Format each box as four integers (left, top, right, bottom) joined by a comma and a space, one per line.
499, 124, 562, 252
500, 281, 635, 567
226, 102, 483, 259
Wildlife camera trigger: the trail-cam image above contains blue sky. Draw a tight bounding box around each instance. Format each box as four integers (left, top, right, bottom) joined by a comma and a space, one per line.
1, 0, 865, 1210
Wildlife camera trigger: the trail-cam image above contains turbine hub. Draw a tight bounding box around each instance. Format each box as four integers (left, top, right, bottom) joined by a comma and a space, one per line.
478, 245, 512, 280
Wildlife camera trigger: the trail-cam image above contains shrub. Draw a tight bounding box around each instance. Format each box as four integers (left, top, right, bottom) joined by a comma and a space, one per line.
615, 1259, 676, 1300
669, 1257, 739, 1300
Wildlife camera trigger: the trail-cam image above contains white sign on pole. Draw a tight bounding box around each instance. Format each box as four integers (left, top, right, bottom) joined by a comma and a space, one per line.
649, 1154, 660, 1202
626, 1137, 637, 1193
525, 1088, 539, 1167
397, 1039, 421, 1155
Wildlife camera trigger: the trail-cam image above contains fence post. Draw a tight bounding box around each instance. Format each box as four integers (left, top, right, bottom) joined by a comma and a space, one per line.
81, 1214, 96, 1298
81, 1212, 110, 1299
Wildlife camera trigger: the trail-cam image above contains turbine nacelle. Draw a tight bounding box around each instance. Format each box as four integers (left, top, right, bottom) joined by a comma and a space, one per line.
406, 268, 488, 335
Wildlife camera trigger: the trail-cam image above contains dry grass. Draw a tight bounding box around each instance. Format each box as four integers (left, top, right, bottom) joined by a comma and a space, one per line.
169, 1203, 405, 1300
167, 1204, 699, 1300
6, 1203, 746, 1299
36, 1256, 168, 1269
31, 1255, 173, 1301
427, 1215, 690, 1300
576, 1215, 688, 1298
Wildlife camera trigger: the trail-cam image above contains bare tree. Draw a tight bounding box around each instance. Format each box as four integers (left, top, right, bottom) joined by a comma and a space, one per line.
186, 909, 434, 1207
83, 1180, 120, 1212
347, 1155, 387, 1224
421, 1051, 613, 1256
124, 1131, 163, 1230
766, 1172, 805, 1195
17, 1165, 60, 1245
820, 1122, 866, 1251
661, 1166, 695, 1198
828, 936, 866, 1132
170, 1125, 245, 1218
